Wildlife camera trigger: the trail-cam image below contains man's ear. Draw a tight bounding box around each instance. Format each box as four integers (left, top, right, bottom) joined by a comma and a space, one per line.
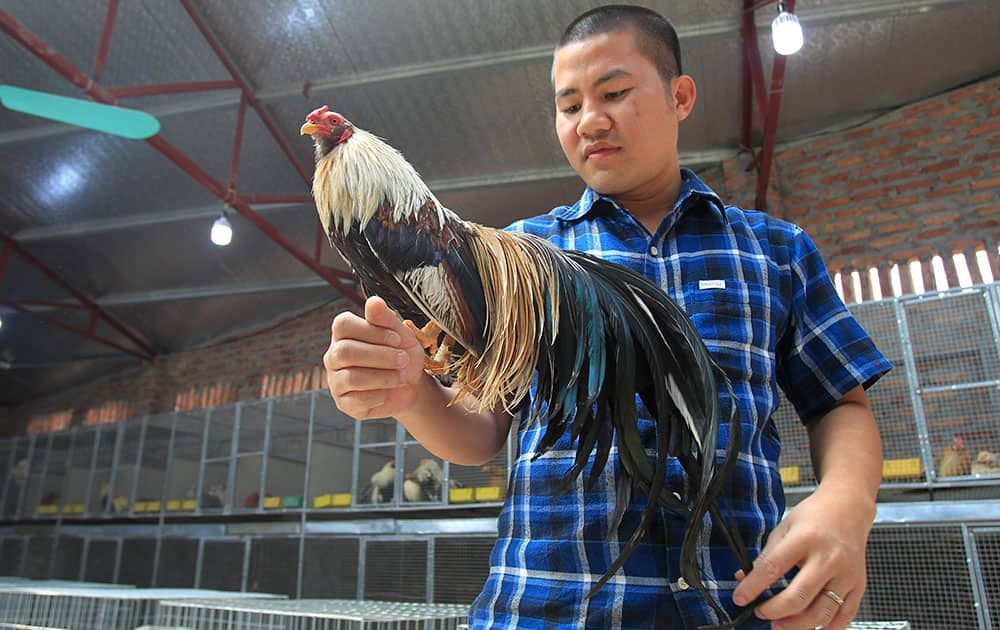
672, 75, 697, 121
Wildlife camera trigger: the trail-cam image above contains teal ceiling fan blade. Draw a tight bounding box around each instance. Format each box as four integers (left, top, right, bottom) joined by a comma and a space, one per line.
0, 85, 160, 139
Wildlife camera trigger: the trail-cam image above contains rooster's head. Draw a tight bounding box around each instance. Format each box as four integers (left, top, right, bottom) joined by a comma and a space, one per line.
301, 106, 354, 154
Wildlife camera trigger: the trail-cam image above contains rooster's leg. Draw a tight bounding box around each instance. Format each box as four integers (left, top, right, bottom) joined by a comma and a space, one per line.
402, 320, 452, 373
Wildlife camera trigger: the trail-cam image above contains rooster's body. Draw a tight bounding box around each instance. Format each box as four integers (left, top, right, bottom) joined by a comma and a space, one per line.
302, 108, 754, 623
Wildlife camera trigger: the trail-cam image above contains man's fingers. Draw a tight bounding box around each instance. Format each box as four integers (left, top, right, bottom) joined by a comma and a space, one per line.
325, 339, 410, 371
752, 561, 828, 619
328, 367, 405, 396
331, 309, 402, 347
363, 296, 409, 338
732, 533, 799, 607
333, 389, 389, 419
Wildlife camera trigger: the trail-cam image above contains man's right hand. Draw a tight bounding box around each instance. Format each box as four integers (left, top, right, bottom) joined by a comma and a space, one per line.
324, 296, 429, 420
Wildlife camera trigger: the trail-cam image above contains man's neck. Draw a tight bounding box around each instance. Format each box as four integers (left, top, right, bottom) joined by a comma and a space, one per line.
617, 174, 683, 235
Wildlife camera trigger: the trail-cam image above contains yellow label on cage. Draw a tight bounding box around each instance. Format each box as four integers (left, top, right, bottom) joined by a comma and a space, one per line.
38, 504, 59, 515
883, 458, 923, 479
182, 499, 197, 510
263, 496, 281, 509
450, 488, 474, 503
779, 466, 801, 485
166, 500, 182, 511
474, 486, 503, 501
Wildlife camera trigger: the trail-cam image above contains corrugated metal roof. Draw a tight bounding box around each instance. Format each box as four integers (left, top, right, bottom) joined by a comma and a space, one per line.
1, 0, 998, 407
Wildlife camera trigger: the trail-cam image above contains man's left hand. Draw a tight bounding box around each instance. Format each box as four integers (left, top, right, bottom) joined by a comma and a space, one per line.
731, 482, 875, 630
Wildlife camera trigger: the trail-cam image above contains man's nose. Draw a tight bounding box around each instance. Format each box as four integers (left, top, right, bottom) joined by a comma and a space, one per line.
577, 105, 611, 138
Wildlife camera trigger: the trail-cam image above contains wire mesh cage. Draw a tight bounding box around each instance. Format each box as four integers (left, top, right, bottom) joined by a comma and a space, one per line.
82, 539, 118, 584
155, 538, 198, 588
363, 539, 428, 602
859, 524, 980, 629
234, 400, 268, 513
165, 410, 207, 516
134, 413, 172, 516
432, 537, 494, 605
265, 395, 311, 512
775, 286, 1000, 496
301, 537, 360, 599
154, 597, 471, 629
0, 584, 283, 630
23, 537, 53, 580
117, 538, 156, 588
248, 537, 300, 598
50, 537, 83, 581
309, 394, 356, 511
971, 526, 999, 630
201, 407, 236, 513
199, 539, 246, 592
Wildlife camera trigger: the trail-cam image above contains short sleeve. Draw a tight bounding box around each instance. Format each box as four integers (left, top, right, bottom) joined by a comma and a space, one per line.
776, 227, 892, 422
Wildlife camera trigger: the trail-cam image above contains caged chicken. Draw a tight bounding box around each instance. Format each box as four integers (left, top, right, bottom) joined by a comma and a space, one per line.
936, 435, 972, 478
302, 108, 755, 623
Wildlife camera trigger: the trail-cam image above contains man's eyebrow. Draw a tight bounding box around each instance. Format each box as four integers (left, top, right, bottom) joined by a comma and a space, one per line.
555, 68, 631, 99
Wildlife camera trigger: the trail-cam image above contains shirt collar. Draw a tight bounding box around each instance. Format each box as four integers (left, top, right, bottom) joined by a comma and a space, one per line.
552, 168, 728, 224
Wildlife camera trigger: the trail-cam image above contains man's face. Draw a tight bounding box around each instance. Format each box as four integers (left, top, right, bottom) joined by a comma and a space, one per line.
553, 29, 687, 200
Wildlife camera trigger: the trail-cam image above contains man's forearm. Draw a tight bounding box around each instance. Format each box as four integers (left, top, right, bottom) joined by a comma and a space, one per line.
394, 374, 513, 466
806, 385, 883, 510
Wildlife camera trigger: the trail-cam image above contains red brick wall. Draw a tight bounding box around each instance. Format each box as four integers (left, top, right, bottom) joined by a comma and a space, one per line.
722, 76, 1000, 301
10, 299, 354, 434
9, 77, 999, 432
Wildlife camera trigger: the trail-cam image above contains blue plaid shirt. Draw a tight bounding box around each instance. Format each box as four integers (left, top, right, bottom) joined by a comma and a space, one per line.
469, 169, 891, 629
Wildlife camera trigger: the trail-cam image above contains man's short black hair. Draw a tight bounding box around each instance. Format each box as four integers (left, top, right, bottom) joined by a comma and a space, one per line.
559, 5, 682, 84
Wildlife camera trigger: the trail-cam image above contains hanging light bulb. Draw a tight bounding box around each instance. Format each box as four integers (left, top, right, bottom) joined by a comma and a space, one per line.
772, 2, 804, 55
211, 209, 233, 246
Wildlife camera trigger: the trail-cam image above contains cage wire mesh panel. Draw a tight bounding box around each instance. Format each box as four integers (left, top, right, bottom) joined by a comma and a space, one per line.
364, 540, 427, 602
906, 290, 1000, 483
309, 395, 355, 511
155, 598, 471, 629
357, 420, 398, 507
859, 524, 979, 629
0, 585, 283, 630
117, 538, 155, 588
266, 395, 310, 512
23, 537, 53, 580
235, 401, 268, 513
199, 540, 245, 592
135, 413, 172, 516
168, 411, 207, 516
248, 537, 300, 597
156, 538, 198, 588
50, 537, 83, 581
301, 537, 359, 598
202, 407, 236, 513
0, 538, 24, 576
432, 537, 494, 605
82, 539, 118, 584
972, 527, 1000, 629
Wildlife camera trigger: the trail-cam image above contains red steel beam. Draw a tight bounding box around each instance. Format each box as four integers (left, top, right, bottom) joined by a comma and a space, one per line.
0, 8, 363, 306
178, 0, 313, 186
228, 94, 248, 194
755, 0, 793, 212
0, 299, 152, 361
91, 0, 119, 81
742, 0, 769, 133
0, 243, 9, 287
0, 233, 156, 358
109, 80, 238, 98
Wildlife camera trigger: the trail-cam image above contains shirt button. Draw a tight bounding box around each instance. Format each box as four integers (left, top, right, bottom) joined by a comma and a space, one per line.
676, 576, 690, 590
649, 245, 659, 256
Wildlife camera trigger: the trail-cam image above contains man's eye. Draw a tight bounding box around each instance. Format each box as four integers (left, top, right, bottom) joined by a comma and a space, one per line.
562, 104, 580, 114
605, 89, 629, 100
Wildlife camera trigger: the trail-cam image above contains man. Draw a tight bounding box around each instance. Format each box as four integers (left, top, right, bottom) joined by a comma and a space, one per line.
323, 5, 890, 629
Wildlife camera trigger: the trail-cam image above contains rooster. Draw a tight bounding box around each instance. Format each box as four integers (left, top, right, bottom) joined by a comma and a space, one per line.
971, 449, 1000, 475
936, 436, 971, 478
302, 108, 754, 623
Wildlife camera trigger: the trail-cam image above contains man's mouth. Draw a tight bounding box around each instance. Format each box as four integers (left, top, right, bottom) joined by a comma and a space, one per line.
584, 143, 620, 160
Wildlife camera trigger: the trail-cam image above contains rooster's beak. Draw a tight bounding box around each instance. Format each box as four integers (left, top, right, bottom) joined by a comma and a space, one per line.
300, 122, 320, 135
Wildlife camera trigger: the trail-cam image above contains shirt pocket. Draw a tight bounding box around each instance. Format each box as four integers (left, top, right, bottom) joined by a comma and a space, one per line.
679, 281, 784, 385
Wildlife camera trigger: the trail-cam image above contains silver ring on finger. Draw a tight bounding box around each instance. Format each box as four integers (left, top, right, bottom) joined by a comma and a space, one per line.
823, 590, 845, 607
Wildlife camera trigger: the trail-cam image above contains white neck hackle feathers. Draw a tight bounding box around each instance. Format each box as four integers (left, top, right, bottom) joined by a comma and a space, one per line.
312, 127, 446, 236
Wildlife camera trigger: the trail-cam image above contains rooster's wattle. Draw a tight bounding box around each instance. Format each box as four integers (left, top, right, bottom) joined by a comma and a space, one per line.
302, 107, 756, 624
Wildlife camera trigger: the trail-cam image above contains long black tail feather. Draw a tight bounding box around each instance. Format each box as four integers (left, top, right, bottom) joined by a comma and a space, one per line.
526, 249, 756, 624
